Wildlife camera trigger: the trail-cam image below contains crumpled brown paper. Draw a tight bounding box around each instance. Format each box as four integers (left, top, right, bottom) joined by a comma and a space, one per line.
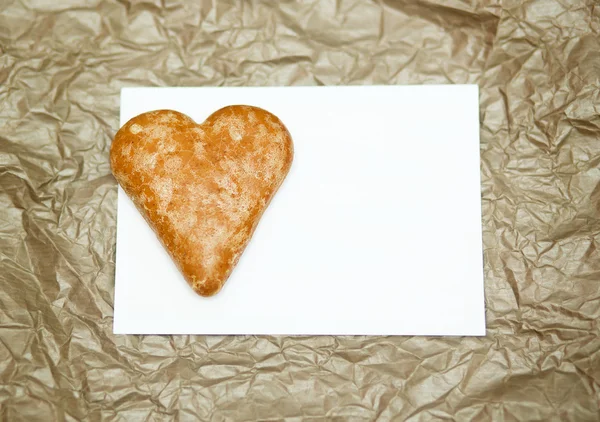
1, 0, 599, 420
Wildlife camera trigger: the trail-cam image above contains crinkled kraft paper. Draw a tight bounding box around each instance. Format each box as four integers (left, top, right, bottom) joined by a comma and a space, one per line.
1, 0, 599, 420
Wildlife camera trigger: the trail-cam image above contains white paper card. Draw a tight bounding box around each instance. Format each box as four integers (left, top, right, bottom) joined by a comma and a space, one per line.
114, 85, 485, 336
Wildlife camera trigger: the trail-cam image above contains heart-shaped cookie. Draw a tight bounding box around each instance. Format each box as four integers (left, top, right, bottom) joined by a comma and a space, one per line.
111, 106, 293, 296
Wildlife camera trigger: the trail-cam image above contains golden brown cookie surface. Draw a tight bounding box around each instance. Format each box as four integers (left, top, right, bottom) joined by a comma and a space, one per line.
110, 106, 294, 296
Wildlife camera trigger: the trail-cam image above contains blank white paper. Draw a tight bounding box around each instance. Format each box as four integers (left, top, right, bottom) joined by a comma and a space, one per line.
114, 85, 485, 336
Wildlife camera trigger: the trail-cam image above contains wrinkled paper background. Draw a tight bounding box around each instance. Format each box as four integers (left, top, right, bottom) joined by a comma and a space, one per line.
1, 0, 599, 420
